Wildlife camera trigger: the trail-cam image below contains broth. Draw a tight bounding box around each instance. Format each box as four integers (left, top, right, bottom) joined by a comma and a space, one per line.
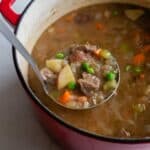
28, 3, 150, 138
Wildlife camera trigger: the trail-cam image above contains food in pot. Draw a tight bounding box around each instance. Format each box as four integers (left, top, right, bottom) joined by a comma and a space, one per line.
40, 44, 119, 109
28, 3, 150, 138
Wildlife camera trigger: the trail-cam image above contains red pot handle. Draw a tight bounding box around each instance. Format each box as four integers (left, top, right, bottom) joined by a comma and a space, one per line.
0, 0, 32, 25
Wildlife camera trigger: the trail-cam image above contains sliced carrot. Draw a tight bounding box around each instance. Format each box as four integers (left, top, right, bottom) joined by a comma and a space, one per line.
59, 90, 72, 104
96, 23, 105, 30
133, 53, 145, 66
94, 49, 102, 57
140, 45, 150, 53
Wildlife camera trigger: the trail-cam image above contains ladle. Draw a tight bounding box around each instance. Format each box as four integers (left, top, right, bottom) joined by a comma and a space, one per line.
0, 19, 120, 110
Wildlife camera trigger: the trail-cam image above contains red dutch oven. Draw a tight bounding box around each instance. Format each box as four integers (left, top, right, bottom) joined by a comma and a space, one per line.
1, 0, 150, 150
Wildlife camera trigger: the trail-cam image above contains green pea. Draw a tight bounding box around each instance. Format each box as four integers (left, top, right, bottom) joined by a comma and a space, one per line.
106, 72, 116, 81
125, 65, 132, 72
67, 81, 76, 90
56, 52, 65, 59
133, 66, 143, 74
81, 62, 90, 71
87, 67, 95, 74
81, 62, 95, 74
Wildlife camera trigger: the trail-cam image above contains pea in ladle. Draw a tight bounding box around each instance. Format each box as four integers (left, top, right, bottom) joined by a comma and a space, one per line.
0, 19, 120, 110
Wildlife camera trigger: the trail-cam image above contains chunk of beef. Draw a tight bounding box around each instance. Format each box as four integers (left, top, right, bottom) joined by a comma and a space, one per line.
69, 44, 98, 63
78, 72, 100, 96
69, 50, 88, 63
40, 68, 57, 85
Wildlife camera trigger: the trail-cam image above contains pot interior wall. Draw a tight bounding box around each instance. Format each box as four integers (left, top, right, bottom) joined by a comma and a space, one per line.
16, 0, 149, 86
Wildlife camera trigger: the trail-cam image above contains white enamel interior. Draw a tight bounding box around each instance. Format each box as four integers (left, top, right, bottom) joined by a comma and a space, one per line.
16, 0, 150, 88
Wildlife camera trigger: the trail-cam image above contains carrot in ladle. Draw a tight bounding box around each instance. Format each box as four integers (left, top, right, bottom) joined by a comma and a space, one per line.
59, 90, 72, 104
94, 49, 101, 57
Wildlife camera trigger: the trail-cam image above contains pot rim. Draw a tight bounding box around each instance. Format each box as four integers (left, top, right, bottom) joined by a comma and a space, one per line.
12, 0, 150, 144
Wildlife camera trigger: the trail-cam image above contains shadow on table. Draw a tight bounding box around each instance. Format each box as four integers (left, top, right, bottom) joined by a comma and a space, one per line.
0, 78, 61, 150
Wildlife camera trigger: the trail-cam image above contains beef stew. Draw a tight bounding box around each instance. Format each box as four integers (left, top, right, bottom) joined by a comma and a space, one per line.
28, 3, 150, 138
